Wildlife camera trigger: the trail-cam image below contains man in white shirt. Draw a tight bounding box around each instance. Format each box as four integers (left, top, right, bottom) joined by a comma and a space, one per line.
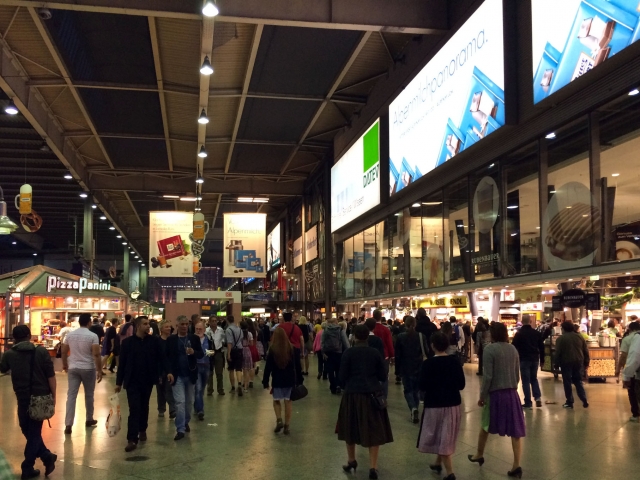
206, 317, 226, 396
62, 313, 102, 434
622, 329, 640, 422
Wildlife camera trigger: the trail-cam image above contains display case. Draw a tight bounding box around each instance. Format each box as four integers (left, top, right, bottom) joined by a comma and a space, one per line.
542, 333, 618, 380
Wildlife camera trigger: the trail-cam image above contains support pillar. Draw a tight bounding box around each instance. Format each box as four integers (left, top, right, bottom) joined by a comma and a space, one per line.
123, 248, 130, 295
140, 265, 148, 301
301, 198, 307, 315
324, 156, 333, 321
83, 198, 93, 264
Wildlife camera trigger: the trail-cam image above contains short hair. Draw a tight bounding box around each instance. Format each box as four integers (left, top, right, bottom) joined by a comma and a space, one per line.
78, 313, 92, 327
522, 317, 531, 326
477, 317, 484, 323
416, 307, 427, 319
354, 325, 369, 341
561, 321, 575, 333
158, 319, 170, 330
404, 316, 416, 329
194, 321, 205, 330
607, 319, 616, 329
430, 331, 449, 353
125, 314, 132, 322
365, 318, 377, 332
283, 312, 292, 322
630, 315, 638, 321
449, 316, 457, 323
373, 309, 382, 321
191, 314, 200, 322
227, 315, 235, 324
489, 322, 509, 342
628, 321, 640, 332
110, 318, 119, 326
133, 316, 148, 328
177, 315, 189, 325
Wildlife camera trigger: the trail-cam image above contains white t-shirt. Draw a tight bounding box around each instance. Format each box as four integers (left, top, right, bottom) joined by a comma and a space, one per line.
64, 327, 98, 370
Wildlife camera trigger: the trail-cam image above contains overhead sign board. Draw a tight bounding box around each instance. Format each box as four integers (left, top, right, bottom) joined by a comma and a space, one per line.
223, 213, 267, 278
388, 0, 505, 195
331, 120, 380, 232
419, 296, 468, 308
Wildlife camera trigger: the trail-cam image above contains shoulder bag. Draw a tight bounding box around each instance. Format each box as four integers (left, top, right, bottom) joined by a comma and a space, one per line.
370, 390, 388, 410
28, 349, 55, 423
289, 359, 308, 401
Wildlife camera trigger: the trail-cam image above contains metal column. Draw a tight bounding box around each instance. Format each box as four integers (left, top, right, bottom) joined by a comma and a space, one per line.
324, 157, 333, 320
123, 248, 130, 295
83, 198, 93, 265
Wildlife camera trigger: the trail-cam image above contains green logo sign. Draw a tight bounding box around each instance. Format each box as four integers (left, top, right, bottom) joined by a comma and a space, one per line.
362, 121, 380, 188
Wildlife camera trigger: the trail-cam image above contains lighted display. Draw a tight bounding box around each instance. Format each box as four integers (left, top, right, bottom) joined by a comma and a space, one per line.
267, 223, 281, 269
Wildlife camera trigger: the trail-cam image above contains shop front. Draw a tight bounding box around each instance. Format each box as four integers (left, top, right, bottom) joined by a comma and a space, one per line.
0, 266, 127, 355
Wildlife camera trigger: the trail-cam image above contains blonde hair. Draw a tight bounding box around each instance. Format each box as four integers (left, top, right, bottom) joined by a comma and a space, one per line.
298, 316, 308, 325
339, 320, 347, 331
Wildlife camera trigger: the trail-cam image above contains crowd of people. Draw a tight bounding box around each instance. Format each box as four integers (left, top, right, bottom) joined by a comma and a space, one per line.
2, 308, 640, 480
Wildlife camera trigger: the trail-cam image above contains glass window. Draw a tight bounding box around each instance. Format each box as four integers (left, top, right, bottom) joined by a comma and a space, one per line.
375, 220, 389, 295
444, 179, 470, 284
470, 163, 501, 281
505, 144, 540, 274
599, 95, 640, 264
353, 231, 364, 297
344, 236, 354, 298
389, 213, 404, 292
543, 118, 595, 271
363, 226, 376, 297
335, 241, 345, 300
421, 192, 444, 288
407, 204, 423, 289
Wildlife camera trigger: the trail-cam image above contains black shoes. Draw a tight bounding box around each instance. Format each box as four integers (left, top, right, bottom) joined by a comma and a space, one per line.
197, 412, 205, 421
583, 401, 589, 408
536, 399, 543, 408
283, 425, 290, 435
274, 419, 284, 433
342, 460, 357, 473
64, 426, 72, 435
218, 391, 225, 396
238, 387, 244, 397
44, 454, 57, 477
174, 432, 185, 441
169, 411, 177, 419
317, 374, 322, 379
429, 464, 442, 473
124, 442, 137, 452
249, 382, 254, 389
369, 468, 378, 479
468, 455, 485, 466
139, 431, 147, 442
522, 404, 533, 410
443, 475, 456, 480
508, 467, 523, 478
85, 419, 98, 427
21, 469, 40, 479
412, 409, 420, 424
185, 424, 190, 433
562, 403, 573, 409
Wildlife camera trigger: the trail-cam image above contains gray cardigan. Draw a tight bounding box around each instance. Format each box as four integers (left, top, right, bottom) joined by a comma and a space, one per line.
480, 342, 520, 400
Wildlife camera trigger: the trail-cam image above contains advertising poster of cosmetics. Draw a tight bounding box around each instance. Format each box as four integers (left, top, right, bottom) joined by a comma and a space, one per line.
149, 211, 197, 277
223, 213, 267, 278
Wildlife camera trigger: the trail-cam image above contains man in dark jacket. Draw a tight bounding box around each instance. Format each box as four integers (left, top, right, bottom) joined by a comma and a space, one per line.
554, 321, 590, 409
394, 316, 424, 423
166, 315, 204, 440
415, 308, 437, 357
115, 316, 172, 452
0, 325, 57, 479
512, 317, 545, 408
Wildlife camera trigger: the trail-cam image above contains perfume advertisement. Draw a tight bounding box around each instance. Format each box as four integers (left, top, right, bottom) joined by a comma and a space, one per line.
532, 0, 640, 104
223, 213, 267, 278
149, 211, 194, 277
388, 0, 505, 195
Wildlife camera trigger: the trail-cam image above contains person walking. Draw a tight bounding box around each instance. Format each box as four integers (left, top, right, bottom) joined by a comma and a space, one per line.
475, 317, 491, 376
416, 309, 438, 358
226, 315, 244, 395
322, 316, 350, 395
0, 325, 57, 479
371, 309, 394, 399
205, 317, 226, 396
262, 327, 296, 435
394, 316, 424, 423
107, 318, 121, 373
468, 322, 525, 478
616, 321, 640, 421
365, 318, 385, 359
622, 328, 640, 421
62, 312, 102, 434
418, 332, 466, 480
167, 315, 204, 440
277, 312, 305, 385
115, 316, 172, 452
101, 318, 116, 371
239, 320, 255, 392
193, 322, 211, 420
314, 322, 326, 380
299, 316, 313, 376
156, 319, 176, 419
338, 325, 393, 480
119, 314, 134, 344
554, 320, 590, 409
512, 317, 545, 409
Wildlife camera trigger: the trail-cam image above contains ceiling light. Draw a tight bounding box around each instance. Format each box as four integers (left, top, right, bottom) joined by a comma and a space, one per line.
253, 197, 268, 203
198, 109, 209, 124
626, 272, 631, 275
109, 226, 115, 230
612, 173, 620, 177
141, 264, 145, 266
122, 242, 127, 245
507, 205, 518, 209
202, 1, 219, 17
116, 235, 122, 239
510, 233, 518, 236
4, 100, 19, 115
489, 163, 495, 168
195, 207, 201, 211
33, 253, 37, 256
100, 216, 106, 220
394, 213, 400, 216
412, 203, 420, 208
196, 196, 203, 201
200, 56, 213, 75
91, 204, 97, 209
422, 202, 443, 205
79, 193, 88, 198
138, 259, 142, 263
64, 174, 73, 180
238, 197, 253, 203
545, 132, 556, 139
180, 197, 197, 202
135, 256, 139, 259
0, 190, 19, 234
198, 145, 208, 158
162, 194, 180, 199
196, 176, 204, 184
12, 241, 16, 245
39, 142, 50, 152
629, 88, 639, 96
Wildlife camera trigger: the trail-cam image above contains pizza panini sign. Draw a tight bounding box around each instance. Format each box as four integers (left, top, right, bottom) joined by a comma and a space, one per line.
47, 275, 110, 294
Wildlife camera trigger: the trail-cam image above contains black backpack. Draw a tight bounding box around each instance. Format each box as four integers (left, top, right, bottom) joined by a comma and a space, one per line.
301, 324, 310, 343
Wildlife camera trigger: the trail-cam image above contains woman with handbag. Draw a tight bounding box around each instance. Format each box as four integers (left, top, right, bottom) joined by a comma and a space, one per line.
337, 325, 393, 480
239, 320, 255, 392
262, 327, 296, 435
417, 332, 466, 480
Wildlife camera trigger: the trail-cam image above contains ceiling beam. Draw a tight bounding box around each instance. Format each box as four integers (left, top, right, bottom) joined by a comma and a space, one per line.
280, 31, 372, 175
2, 0, 448, 34
88, 174, 304, 196
225, 24, 263, 174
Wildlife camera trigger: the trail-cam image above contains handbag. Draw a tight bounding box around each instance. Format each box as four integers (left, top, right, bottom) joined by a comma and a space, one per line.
28, 349, 55, 423
289, 359, 308, 401
370, 390, 388, 411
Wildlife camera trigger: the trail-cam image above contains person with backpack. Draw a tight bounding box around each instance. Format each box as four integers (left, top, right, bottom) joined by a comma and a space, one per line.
474, 318, 492, 376
322, 316, 350, 394
394, 316, 424, 424
416, 309, 438, 358
277, 312, 305, 386
299, 316, 313, 376
372, 310, 395, 399
0, 325, 58, 479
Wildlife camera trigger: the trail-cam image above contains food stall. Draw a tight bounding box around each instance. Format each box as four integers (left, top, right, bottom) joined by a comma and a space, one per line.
0, 266, 127, 356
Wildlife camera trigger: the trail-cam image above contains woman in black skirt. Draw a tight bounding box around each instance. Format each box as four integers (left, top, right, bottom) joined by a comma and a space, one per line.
337, 325, 393, 479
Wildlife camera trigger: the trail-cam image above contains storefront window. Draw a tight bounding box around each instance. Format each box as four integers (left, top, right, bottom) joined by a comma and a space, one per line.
471, 163, 501, 280
407, 204, 423, 289
389, 213, 404, 292
444, 178, 470, 284
543, 118, 596, 271
363, 225, 376, 297
344, 236, 354, 298
599, 94, 640, 264
353, 231, 364, 297
375, 220, 390, 295
421, 192, 444, 288
505, 143, 540, 274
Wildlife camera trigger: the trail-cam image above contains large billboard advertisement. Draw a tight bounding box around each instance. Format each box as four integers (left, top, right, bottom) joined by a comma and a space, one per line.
305, 225, 318, 263
388, 0, 505, 195
267, 223, 281, 269
293, 236, 303, 269
331, 119, 380, 232
223, 213, 267, 278
149, 211, 194, 277
532, 0, 640, 104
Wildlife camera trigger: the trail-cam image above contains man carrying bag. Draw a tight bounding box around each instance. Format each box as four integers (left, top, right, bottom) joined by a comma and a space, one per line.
0, 325, 57, 479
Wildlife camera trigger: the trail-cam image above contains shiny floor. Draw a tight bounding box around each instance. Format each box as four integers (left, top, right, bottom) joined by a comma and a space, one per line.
1, 359, 638, 479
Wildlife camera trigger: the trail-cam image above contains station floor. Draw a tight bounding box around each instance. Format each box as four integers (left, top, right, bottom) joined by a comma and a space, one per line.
1, 359, 639, 480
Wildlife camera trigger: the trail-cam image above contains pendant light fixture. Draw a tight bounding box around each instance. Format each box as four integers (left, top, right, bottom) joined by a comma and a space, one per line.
198, 145, 208, 158
198, 109, 209, 124
4, 99, 18, 115
200, 56, 213, 75
0, 186, 19, 234
202, 1, 219, 17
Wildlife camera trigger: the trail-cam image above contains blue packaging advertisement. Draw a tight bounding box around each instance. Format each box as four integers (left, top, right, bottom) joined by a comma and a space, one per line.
532, 0, 640, 103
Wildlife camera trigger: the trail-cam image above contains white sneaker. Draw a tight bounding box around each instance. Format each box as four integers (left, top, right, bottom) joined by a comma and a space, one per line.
630, 416, 639, 423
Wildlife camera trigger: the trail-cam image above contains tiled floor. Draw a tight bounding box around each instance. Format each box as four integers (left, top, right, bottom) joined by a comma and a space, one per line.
1, 360, 639, 479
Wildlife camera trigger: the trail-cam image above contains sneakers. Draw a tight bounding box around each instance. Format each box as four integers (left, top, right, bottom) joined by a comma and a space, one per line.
536, 399, 543, 408
197, 412, 205, 421
411, 408, 419, 424
562, 403, 574, 409
522, 404, 533, 410
158, 412, 165, 418
629, 416, 640, 423
174, 432, 185, 441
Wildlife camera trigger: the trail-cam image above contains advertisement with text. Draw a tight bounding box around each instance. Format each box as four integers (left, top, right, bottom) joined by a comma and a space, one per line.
149, 211, 194, 277
223, 213, 267, 278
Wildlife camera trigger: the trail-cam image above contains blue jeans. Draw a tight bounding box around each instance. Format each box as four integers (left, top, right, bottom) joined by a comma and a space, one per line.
402, 374, 420, 411
194, 364, 210, 414
520, 359, 542, 406
172, 376, 195, 433
560, 362, 588, 405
